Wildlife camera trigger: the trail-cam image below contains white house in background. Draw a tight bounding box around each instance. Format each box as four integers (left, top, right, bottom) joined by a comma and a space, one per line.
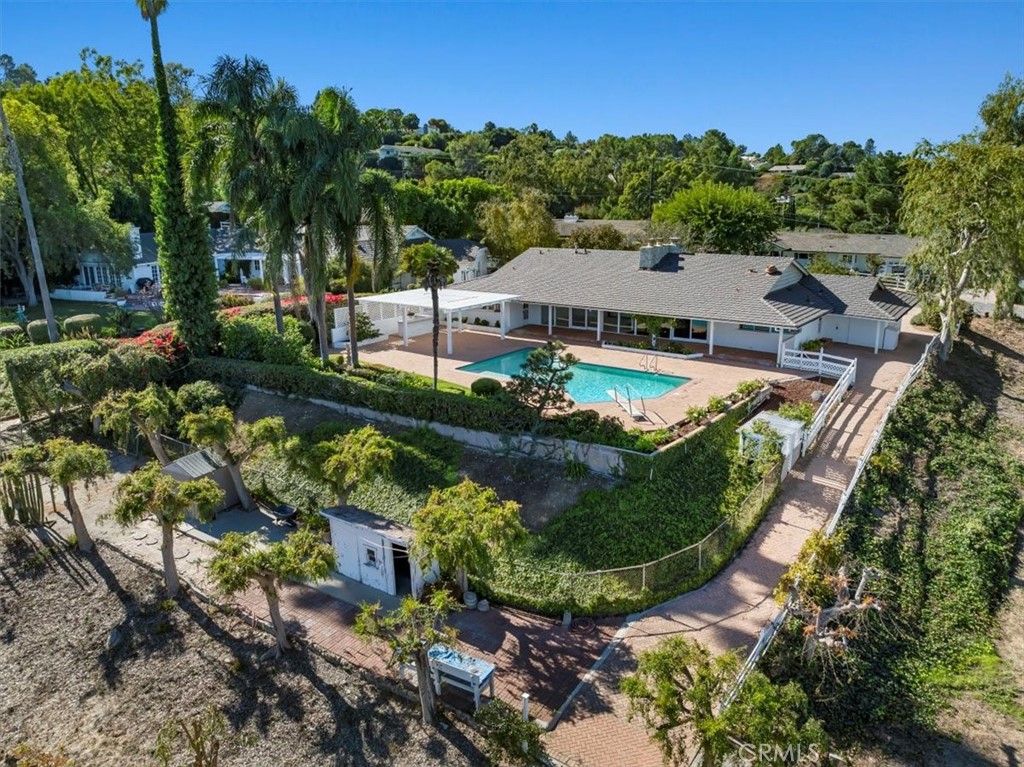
320, 505, 438, 598
770, 231, 922, 277
357, 225, 490, 290
376, 144, 445, 171
454, 243, 917, 360
766, 164, 808, 174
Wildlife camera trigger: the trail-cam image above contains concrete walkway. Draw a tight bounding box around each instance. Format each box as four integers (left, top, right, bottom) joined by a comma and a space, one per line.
543, 328, 932, 767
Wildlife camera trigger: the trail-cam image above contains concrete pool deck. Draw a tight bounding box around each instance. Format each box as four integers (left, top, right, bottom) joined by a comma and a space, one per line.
354, 327, 809, 430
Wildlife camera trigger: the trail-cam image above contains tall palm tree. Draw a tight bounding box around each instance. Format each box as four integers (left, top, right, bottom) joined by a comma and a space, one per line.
360, 168, 401, 293
399, 243, 459, 391
191, 57, 299, 334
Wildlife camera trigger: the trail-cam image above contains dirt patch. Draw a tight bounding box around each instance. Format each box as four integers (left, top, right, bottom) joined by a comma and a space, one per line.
762, 377, 834, 413
456, 449, 614, 532
235, 391, 357, 434
0, 534, 487, 767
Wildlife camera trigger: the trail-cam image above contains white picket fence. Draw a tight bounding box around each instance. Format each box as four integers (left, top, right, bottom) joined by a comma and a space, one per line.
715, 333, 940, 724
780, 348, 858, 457
780, 347, 856, 381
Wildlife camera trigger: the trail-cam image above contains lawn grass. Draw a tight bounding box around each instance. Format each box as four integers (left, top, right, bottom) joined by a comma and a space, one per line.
19, 300, 158, 332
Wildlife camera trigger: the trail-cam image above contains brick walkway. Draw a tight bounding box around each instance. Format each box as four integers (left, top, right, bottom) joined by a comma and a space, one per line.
543, 329, 932, 766
64, 464, 616, 724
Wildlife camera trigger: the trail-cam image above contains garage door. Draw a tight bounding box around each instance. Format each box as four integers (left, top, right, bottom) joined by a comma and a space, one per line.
846, 319, 878, 348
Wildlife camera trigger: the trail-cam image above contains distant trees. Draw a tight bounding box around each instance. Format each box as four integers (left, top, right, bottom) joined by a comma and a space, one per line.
412, 478, 525, 593
653, 181, 778, 254
478, 188, 559, 264
208, 529, 335, 658
112, 461, 223, 597
399, 242, 459, 390
564, 224, 631, 251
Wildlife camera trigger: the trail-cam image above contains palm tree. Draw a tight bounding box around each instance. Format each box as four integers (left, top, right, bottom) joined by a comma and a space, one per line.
399, 243, 459, 391
359, 169, 401, 294
191, 56, 299, 334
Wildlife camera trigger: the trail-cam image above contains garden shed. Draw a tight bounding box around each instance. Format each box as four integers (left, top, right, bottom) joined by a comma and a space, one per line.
320, 505, 438, 598
161, 449, 238, 514
737, 412, 806, 477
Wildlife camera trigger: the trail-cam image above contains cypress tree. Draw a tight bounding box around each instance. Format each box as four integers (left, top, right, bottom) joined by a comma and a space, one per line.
137, 0, 218, 355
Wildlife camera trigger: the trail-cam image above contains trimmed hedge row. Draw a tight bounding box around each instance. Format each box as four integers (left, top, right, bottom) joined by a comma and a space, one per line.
190, 357, 539, 434
1, 340, 104, 420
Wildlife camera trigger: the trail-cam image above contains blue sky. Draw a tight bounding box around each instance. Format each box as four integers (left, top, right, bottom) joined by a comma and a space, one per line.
2, 1, 1022, 153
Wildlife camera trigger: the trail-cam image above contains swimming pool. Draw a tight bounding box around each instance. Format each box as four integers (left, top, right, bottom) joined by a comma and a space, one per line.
458, 348, 691, 404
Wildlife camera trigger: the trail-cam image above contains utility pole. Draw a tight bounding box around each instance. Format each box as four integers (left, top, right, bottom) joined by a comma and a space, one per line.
0, 96, 58, 341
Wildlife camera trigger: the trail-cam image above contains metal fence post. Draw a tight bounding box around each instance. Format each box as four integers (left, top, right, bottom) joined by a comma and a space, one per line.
642, 562, 647, 591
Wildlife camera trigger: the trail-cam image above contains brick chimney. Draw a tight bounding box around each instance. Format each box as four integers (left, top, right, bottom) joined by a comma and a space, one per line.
639, 242, 682, 270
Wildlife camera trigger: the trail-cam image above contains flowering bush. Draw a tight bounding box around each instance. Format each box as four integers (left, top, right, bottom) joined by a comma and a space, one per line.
129, 326, 187, 366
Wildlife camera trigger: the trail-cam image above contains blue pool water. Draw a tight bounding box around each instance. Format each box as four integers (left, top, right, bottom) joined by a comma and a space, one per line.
458, 348, 690, 404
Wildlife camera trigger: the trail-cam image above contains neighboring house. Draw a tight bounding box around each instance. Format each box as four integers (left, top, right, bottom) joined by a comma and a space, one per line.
770, 231, 922, 276
465, 243, 916, 359
554, 216, 649, 244
358, 225, 489, 289
766, 164, 808, 174
76, 227, 161, 295
376, 144, 445, 171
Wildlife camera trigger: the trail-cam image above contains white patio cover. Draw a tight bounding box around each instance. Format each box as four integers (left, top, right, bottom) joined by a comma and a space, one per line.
357, 288, 520, 353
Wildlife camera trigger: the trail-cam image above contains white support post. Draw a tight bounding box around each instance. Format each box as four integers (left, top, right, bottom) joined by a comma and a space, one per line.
596, 310, 603, 342
776, 328, 784, 367
873, 320, 882, 354
500, 301, 507, 340
446, 310, 453, 355
708, 320, 715, 356
402, 305, 409, 347
548, 304, 554, 336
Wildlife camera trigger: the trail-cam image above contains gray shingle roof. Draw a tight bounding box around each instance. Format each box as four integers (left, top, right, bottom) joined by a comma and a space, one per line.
469, 249, 813, 328
137, 233, 158, 265
320, 505, 413, 542
468, 248, 917, 328
435, 238, 484, 263
772, 231, 922, 259
356, 225, 433, 263
803, 274, 917, 321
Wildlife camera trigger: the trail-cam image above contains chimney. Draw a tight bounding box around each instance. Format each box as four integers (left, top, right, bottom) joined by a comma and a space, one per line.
639, 242, 682, 270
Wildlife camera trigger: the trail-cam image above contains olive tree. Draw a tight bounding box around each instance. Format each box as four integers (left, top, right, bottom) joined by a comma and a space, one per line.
112, 462, 223, 597
355, 590, 458, 727
318, 425, 395, 506
412, 478, 525, 593
180, 405, 286, 510
208, 529, 335, 659
505, 341, 579, 421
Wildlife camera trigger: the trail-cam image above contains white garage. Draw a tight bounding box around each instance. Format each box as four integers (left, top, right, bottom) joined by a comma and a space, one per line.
321, 506, 438, 598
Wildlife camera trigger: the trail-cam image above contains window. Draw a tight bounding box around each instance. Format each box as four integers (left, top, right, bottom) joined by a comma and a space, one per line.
841, 254, 855, 265
571, 308, 587, 327
364, 548, 378, 567
690, 320, 708, 340
554, 307, 570, 327
540, 305, 550, 325
151, 265, 161, 282
522, 303, 530, 320
795, 252, 810, 260
673, 319, 691, 339
739, 324, 773, 333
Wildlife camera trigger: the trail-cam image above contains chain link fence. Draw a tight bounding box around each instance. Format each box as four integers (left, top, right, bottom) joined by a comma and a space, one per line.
482, 461, 784, 615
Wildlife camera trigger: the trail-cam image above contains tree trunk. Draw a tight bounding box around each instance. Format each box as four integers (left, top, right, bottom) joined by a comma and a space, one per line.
143, 427, 171, 465
456, 567, 468, 595
225, 461, 253, 510
316, 293, 330, 368
260, 577, 291, 652
431, 287, 440, 392
8, 251, 38, 307
63, 484, 93, 553
0, 98, 54, 331
347, 239, 360, 368
160, 521, 180, 598
415, 645, 436, 727
272, 288, 285, 334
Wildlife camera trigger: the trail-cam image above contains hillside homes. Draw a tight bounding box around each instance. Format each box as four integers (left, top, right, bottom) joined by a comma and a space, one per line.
769, 231, 922, 277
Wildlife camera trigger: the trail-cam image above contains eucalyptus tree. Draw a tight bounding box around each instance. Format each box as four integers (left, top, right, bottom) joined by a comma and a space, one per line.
191, 55, 299, 334
134, 0, 219, 355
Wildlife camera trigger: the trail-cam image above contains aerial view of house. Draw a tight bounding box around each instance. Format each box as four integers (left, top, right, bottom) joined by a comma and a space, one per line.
1, 3, 1021, 767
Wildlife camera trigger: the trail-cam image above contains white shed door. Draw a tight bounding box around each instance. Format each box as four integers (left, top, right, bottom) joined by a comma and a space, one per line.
358, 537, 390, 594
331, 522, 361, 581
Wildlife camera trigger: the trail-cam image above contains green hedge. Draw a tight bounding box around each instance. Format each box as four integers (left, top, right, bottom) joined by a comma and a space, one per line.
2, 340, 104, 420
0, 324, 24, 340
190, 357, 538, 434
26, 319, 53, 344
63, 314, 104, 336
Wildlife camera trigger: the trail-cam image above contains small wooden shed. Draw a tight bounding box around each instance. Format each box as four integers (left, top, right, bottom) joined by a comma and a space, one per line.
320, 505, 438, 598
161, 449, 238, 514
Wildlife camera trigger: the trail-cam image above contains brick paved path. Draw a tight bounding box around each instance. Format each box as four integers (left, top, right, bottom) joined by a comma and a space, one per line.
543, 333, 930, 766
62, 462, 615, 724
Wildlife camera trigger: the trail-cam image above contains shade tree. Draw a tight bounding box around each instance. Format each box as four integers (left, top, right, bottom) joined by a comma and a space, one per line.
112, 461, 223, 597
208, 529, 335, 658
652, 181, 778, 254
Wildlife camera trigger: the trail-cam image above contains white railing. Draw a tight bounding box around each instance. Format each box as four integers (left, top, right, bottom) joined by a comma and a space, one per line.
718, 333, 940, 718
781, 347, 856, 381
879, 274, 911, 292
802, 359, 856, 456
